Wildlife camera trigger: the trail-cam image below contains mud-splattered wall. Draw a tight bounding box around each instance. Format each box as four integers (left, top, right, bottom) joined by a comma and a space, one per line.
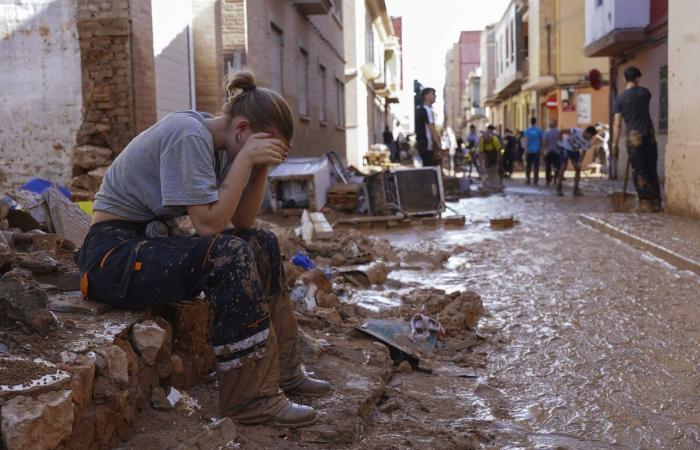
666, 0, 700, 219
0, 0, 83, 189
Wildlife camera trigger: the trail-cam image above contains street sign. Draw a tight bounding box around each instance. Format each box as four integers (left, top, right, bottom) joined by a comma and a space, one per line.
546, 95, 558, 110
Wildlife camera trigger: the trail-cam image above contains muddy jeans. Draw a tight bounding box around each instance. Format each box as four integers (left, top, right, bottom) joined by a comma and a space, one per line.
544, 151, 560, 185
525, 153, 540, 183
75, 221, 285, 367
627, 132, 661, 201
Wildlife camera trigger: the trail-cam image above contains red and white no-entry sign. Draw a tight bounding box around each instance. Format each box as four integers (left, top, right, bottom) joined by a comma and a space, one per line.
546, 95, 558, 110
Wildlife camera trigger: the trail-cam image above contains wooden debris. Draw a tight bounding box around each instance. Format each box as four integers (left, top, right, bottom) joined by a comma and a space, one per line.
327, 183, 361, 212
444, 215, 466, 228
490, 216, 518, 230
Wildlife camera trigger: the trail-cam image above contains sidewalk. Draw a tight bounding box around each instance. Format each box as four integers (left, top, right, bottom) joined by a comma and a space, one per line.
579, 211, 700, 276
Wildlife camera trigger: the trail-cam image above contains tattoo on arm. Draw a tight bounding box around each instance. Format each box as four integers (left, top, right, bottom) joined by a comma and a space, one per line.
220, 183, 230, 190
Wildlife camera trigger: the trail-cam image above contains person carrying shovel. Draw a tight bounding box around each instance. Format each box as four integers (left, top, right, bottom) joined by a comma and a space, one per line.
75, 70, 331, 428
612, 66, 663, 212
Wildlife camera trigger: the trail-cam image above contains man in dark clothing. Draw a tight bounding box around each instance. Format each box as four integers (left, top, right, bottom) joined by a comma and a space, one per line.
414, 87, 441, 167
502, 129, 518, 177
613, 66, 662, 212
383, 126, 398, 162
543, 120, 561, 186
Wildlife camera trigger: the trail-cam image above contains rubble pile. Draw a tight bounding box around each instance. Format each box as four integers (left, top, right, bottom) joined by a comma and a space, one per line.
69, 145, 113, 200
399, 288, 486, 335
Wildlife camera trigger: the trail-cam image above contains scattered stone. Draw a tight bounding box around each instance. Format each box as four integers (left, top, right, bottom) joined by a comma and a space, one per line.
365, 261, 389, 285
131, 320, 167, 365
316, 291, 340, 309
173, 418, 236, 450
299, 329, 323, 363
16, 251, 57, 274
331, 253, 346, 266
0, 390, 74, 450
0, 268, 57, 334
0, 242, 12, 267
397, 360, 413, 374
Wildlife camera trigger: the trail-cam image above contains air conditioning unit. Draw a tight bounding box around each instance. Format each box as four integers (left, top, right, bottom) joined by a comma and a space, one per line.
367, 167, 445, 216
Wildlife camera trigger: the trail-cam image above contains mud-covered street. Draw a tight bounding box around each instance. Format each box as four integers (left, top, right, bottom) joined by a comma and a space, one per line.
349, 180, 700, 449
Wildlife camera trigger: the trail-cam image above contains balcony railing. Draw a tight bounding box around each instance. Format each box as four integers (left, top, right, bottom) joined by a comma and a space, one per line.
292, 0, 333, 15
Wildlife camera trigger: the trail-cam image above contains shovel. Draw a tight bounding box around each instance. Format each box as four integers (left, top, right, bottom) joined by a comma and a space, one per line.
611, 158, 635, 212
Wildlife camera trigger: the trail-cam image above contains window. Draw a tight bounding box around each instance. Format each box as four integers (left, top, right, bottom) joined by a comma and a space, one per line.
659, 65, 668, 132
319, 64, 327, 123
335, 77, 345, 127
270, 24, 283, 93
505, 26, 510, 67
510, 20, 516, 63
298, 48, 309, 117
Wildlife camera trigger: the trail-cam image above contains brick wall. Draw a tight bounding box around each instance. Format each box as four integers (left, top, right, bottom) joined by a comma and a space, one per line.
129, 0, 157, 134
192, 0, 225, 114
76, 0, 134, 152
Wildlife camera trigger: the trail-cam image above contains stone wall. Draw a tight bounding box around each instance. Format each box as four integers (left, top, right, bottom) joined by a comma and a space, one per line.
0, 299, 216, 450
0, 0, 84, 189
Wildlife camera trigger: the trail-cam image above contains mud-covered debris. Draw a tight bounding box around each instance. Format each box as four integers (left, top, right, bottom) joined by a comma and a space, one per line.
173, 417, 236, 450
0, 242, 12, 267
150, 386, 173, 410
0, 268, 57, 335
314, 307, 343, 325
299, 267, 332, 294
401, 288, 485, 334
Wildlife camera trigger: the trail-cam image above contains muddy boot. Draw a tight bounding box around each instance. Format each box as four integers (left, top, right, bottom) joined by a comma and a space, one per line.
556, 184, 564, 196
270, 292, 332, 397
573, 187, 583, 196
217, 326, 318, 427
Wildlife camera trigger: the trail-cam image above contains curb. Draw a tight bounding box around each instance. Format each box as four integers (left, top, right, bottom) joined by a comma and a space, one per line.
579, 214, 700, 276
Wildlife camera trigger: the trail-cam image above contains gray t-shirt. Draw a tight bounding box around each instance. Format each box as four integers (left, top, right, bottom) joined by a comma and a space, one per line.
544, 128, 560, 153
93, 111, 230, 221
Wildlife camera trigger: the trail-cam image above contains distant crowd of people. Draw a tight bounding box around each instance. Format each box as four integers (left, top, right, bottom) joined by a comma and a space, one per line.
410, 65, 662, 212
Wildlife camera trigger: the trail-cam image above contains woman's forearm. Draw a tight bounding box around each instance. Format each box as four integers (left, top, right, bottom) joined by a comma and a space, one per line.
186, 159, 252, 235
232, 165, 269, 229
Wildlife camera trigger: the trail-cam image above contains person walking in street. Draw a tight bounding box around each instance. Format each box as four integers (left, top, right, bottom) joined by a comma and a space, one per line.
502, 129, 518, 178
479, 125, 504, 192
414, 87, 442, 167
543, 120, 561, 186
556, 126, 597, 196
465, 124, 480, 180
612, 66, 662, 212
75, 70, 331, 428
523, 117, 544, 185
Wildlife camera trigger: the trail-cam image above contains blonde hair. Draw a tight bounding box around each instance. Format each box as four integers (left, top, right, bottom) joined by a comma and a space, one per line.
223, 70, 294, 142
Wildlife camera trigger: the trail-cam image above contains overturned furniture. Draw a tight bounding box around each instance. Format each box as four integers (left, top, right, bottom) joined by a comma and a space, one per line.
268, 157, 332, 213
367, 167, 445, 216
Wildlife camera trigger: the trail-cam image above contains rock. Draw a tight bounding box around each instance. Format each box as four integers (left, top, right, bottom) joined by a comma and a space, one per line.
0, 268, 57, 334
156, 356, 173, 379
155, 299, 216, 389
150, 387, 172, 410
314, 307, 342, 325
48, 293, 111, 316
131, 320, 167, 366
397, 360, 413, 374
299, 268, 332, 294
69, 174, 102, 193
16, 251, 57, 274
0, 390, 74, 450
92, 345, 129, 387
73, 145, 113, 170
284, 261, 302, 289
59, 355, 95, 408
113, 337, 139, 378
174, 418, 236, 450
92, 375, 129, 411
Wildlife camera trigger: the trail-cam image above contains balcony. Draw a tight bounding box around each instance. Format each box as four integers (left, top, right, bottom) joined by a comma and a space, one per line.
292, 0, 333, 15
584, 0, 650, 57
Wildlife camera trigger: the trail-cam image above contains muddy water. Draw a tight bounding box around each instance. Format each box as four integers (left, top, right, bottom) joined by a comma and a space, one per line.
355, 184, 700, 449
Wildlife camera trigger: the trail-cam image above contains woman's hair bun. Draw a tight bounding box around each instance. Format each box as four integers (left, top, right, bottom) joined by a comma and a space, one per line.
224, 70, 257, 100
